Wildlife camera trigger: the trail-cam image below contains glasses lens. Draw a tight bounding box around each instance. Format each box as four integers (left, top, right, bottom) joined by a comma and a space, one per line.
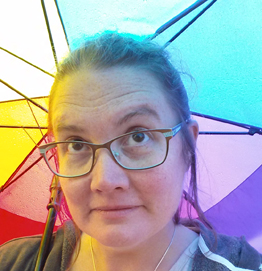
44, 142, 93, 176
43, 131, 167, 177
111, 131, 167, 169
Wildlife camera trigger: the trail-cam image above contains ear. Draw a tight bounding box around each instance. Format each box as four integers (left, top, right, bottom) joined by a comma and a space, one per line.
187, 119, 199, 145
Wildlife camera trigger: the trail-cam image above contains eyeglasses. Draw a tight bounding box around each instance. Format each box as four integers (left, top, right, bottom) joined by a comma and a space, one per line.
39, 122, 185, 178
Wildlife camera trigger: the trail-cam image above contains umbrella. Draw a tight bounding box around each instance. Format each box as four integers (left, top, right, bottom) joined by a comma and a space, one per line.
1, 0, 261, 256
0, 0, 68, 243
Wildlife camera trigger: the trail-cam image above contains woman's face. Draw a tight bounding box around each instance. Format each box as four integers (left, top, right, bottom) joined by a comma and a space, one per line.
51, 66, 197, 249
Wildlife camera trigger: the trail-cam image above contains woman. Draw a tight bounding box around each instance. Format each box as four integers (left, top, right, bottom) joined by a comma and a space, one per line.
0, 33, 261, 271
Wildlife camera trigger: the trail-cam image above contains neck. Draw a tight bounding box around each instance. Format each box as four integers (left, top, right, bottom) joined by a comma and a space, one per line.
72, 223, 198, 271
91, 223, 176, 271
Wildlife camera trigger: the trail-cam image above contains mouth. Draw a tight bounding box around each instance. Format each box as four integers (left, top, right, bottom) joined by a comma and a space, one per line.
91, 205, 140, 219
93, 205, 139, 211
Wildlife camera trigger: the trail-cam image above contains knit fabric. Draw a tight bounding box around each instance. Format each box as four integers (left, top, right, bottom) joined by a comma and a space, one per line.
0, 220, 261, 271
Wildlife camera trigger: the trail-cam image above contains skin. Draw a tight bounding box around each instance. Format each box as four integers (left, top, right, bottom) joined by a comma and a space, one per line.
51, 66, 199, 271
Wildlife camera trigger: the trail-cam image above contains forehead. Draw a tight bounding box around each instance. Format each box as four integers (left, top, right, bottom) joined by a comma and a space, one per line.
51, 67, 176, 135
53, 67, 165, 103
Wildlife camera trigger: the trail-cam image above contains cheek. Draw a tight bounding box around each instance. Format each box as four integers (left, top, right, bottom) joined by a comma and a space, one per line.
60, 178, 91, 213
136, 161, 185, 213
146, 146, 187, 208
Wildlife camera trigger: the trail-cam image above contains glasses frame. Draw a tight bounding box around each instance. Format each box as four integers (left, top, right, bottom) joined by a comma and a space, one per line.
39, 122, 185, 178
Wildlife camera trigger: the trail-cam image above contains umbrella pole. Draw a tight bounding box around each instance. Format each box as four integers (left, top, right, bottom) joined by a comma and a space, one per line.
34, 176, 62, 271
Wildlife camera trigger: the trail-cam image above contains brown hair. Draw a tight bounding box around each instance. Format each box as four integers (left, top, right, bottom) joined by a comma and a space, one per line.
49, 32, 212, 230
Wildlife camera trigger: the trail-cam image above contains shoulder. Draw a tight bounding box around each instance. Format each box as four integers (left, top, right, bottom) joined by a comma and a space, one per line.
0, 235, 42, 271
0, 221, 76, 271
193, 221, 262, 270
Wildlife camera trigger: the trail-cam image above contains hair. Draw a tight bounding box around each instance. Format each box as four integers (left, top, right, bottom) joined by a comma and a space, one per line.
49, 32, 213, 231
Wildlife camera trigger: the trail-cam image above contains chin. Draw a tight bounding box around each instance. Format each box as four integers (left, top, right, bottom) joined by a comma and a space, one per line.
89, 224, 147, 249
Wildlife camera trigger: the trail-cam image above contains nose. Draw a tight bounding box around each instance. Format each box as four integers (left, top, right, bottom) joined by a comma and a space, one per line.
90, 149, 130, 193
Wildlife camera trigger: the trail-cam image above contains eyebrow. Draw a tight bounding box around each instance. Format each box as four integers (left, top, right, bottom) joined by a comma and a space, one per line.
54, 106, 160, 134
117, 106, 160, 126
55, 123, 86, 134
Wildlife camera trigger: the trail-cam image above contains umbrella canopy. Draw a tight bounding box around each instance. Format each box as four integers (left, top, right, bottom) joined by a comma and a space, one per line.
0, 0, 68, 242
1, 0, 261, 252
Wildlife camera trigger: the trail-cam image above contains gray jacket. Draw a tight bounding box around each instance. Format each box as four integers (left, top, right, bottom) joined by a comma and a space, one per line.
0, 220, 261, 271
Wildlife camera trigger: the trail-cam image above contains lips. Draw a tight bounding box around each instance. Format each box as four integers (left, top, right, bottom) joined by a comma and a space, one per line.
92, 205, 139, 212
91, 205, 140, 219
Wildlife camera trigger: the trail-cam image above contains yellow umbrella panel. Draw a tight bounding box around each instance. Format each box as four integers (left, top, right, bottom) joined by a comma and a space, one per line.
0, 97, 48, 186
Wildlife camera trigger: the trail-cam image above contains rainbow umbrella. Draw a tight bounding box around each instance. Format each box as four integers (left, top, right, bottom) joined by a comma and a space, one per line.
1, 0, 261, 256
0, 0, 68, 243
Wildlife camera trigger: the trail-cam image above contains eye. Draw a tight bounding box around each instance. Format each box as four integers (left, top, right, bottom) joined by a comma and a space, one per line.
125, 131, 151, 147
68, 141, 85, 152
132, 132, 147, 143
65, 138, 90, 154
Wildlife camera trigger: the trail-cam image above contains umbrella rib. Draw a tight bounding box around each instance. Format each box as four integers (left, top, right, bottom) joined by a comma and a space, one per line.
0, 79, 48, 113
41, 0, 58, 68
0, 134, 49, 193
164, 0, 218, 47
0, 47, 54, 77
26, 100, 47, 143
148, 0, 210, 40
54, 0, 70, 48
0, 125, 47, 129
192, 111, 262, 135
199, 132, 253, 135
0, 156, 44, 193
23, 127, 38, 146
